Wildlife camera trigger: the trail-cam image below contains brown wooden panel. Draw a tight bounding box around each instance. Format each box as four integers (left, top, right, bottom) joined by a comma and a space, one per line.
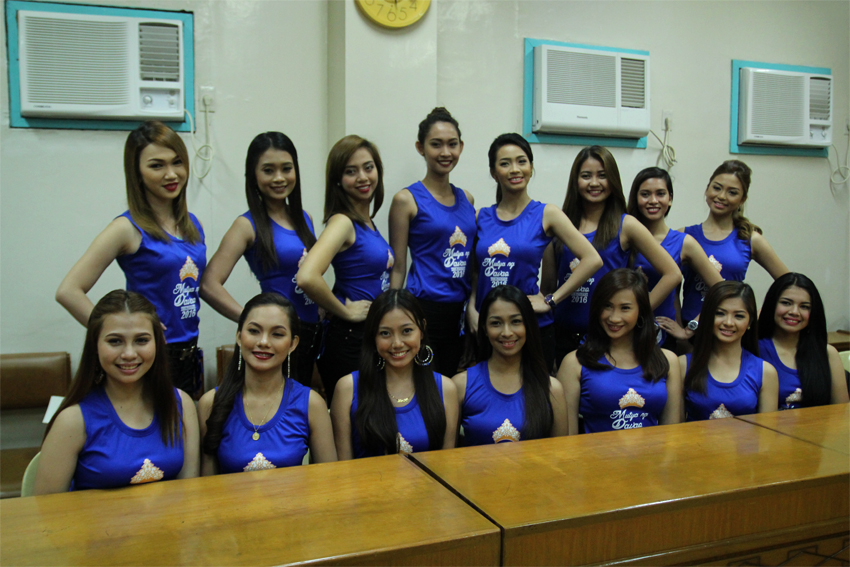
827, 331, 850, 352
0, 455, 499, 566
698, 532, 850, 566
0, 447, 40, 498
735, 404, 850, 455
0, 352, 70, 410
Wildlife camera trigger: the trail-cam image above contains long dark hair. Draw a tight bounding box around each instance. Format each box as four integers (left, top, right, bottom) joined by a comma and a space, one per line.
759, 273, 831, 407
245, 132, 316, 273
627, 167, 674, 225
577, 269, 669, 382
707, 160, 762, 240
203, 293, 300, 455
355, 290, 446, 455
487, 133, 533, 205
563, 146, 625, 250
44, 290, 180, 446
418, 107, 462, 145
324, 135, 384, 225
476, 285, 553, 440
685, 281, 759, 395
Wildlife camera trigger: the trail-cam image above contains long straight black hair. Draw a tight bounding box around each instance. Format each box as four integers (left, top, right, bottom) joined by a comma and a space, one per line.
477, 285, 553, 440
245, 132, 316, 273
684, 281, 759, 395
577, 269, 669, 382
355, 290, 446, 455
203, 293, 300, 455
759, 273, 831, 407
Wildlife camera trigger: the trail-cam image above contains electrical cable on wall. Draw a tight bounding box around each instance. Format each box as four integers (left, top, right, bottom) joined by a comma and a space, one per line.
649, 116, 677, 170
183, 98, 215, 180
826, 121, 850, 189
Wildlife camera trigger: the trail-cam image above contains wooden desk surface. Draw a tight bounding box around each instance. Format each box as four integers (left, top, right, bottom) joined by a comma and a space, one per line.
412, 418, 849, 565
734, 404, 850, 455
0, 455, 500, 566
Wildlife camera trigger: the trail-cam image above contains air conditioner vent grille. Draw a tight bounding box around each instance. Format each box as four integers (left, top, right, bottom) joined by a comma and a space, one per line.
620, 58, 645, 108
546, 50, 616, 108
751, 72, 804, 137
139, 23, 180, 82
809, 77, 831, 121
22, 15, 129, 104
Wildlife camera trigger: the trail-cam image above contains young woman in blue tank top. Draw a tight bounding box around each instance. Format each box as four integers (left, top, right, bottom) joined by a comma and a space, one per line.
200, 132, 320, 388
297, 136, 394, 404
468, 134, 602, 372
758, 274, 849, 409
198, 294, 336, 474
626, 168, 723, 352
454, 286, 567, 446
558, 269, 682, 434
679, 160, 788, 333
331, 290, 458, 458
389, 108, 476, 378
35, 291, 199, 494
543, 147, 681, 366
56, 121, 206, 397
678, 282, 778, 420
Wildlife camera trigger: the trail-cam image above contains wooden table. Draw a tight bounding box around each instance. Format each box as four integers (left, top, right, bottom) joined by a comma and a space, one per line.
0, 454, 500, 566
412, 417, 850, 565
828, 330, 850, 352
735, 404, 850, 455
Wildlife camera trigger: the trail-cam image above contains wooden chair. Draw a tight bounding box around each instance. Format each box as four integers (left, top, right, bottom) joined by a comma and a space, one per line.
1, 352, 71, 498
216, 345, 235, 386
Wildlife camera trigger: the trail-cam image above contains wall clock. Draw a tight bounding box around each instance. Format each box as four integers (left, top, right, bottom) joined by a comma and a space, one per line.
355, 0, 431, 29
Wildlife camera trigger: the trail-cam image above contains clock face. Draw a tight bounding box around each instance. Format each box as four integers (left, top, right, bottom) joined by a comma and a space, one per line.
355, 0, 431, 29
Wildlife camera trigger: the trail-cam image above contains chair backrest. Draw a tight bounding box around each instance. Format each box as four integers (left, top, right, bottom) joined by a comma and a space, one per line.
1, 352, 71, 410
20, 452, 41, 498
839, 350, 850, 374
216, 345, 235, 386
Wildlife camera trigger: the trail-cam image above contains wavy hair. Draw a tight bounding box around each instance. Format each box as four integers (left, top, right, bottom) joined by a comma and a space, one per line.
324, 135, 384, 225
707, 160, 761, 241
563, 146, 625, 250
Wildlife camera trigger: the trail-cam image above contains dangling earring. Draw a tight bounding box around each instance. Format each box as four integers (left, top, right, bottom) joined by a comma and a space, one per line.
237, 350, 242, 372
95, 368, 105, 384
636, 317, 645, 329
287, 354, 291, 378
376, 356, 385, 370
414, 345, 434, 367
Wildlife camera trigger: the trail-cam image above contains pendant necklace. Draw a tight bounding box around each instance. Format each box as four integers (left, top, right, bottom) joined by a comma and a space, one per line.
247, 381, 284, 441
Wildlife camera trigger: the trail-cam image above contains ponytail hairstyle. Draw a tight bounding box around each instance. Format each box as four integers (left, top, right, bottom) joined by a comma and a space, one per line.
417, 107, 462, 145
487, 133, 533, 205
124, 121, 200, 244
577, 269, 669, 382
627, 167, 674, 225
245, 132, 316, 273
759, 273, 831, 407
563, 146, 625, 250
355, 290, 446, 455
44, 290, 180, 446
324, 135, 384, 225
476, 285, 553, 440
203, 293, 300, 455
707, 160, 762, 241
685, 281, 759, 395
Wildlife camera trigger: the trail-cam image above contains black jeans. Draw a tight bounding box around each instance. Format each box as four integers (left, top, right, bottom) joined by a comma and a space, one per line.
553, 324, 583, 371
316, 318, 365, 405
417, 298, 465, 378
166, 338, 201, 397
293, 321, 321, 388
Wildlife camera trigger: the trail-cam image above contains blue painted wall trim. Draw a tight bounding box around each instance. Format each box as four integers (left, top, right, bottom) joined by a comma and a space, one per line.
730, 59, 829, 158
523, 38, 648, 149
6, 0, 194, 132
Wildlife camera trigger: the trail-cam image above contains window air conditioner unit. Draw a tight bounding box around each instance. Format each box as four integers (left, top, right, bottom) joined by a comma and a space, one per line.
738, 67, 832, 147
532, 44, 650, 138
18, 10, 184, 121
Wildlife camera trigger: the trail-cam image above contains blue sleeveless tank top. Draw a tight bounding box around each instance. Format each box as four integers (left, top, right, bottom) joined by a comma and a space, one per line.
116, 211, 206, 343
350, 371, 444, 458
634, 229, 686, 344
579, 358, 668, 433
73, 387, 184, 491
216, 378, 311, 473
405, 182, 476, 302
681, 224, 750, 323
684, 350, 763, 421
242, 211, 319, 324
475, 201, 553, 327
331, 219, 394, 303
554, 214, 629, 334
461, 361, 526, 446
758, 338, 803, 410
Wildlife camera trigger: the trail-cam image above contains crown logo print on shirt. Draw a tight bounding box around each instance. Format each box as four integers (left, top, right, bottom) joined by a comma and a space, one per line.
129, 459, 164, 484
492, 419, 520, 443
618, 388, 646, 409
396, 433, 413, 454
244, 453, 277, 472
709, 404, 734, 419
386, 250, 394, 270
179, 256, 200, 281
786, 388, 803, 404
488, 238, 511, 257
569, 257, 581, 271
708, 255, 723, 272
297, 249, 308, 269
449, 226, 468, 248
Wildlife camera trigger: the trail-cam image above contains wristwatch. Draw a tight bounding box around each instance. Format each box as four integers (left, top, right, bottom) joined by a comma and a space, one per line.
687, 319, 699, 332
544, 294, 557, 310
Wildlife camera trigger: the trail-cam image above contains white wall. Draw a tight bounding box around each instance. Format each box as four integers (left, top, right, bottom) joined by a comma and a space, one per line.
1, 0, 848, 383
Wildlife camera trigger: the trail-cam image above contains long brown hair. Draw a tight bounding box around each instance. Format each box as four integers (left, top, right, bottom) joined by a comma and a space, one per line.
123, 121, 200, 244
707, 160, 761, 241
323, 135, 384, 225
44, 290, 181, 446
563, 146, 625, 250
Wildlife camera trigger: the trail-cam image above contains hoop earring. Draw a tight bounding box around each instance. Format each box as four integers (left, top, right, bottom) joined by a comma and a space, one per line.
376, 356, 385, 370
237, 350, 242, 372
636, 317, 645, 330
414, 345, 434, 367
